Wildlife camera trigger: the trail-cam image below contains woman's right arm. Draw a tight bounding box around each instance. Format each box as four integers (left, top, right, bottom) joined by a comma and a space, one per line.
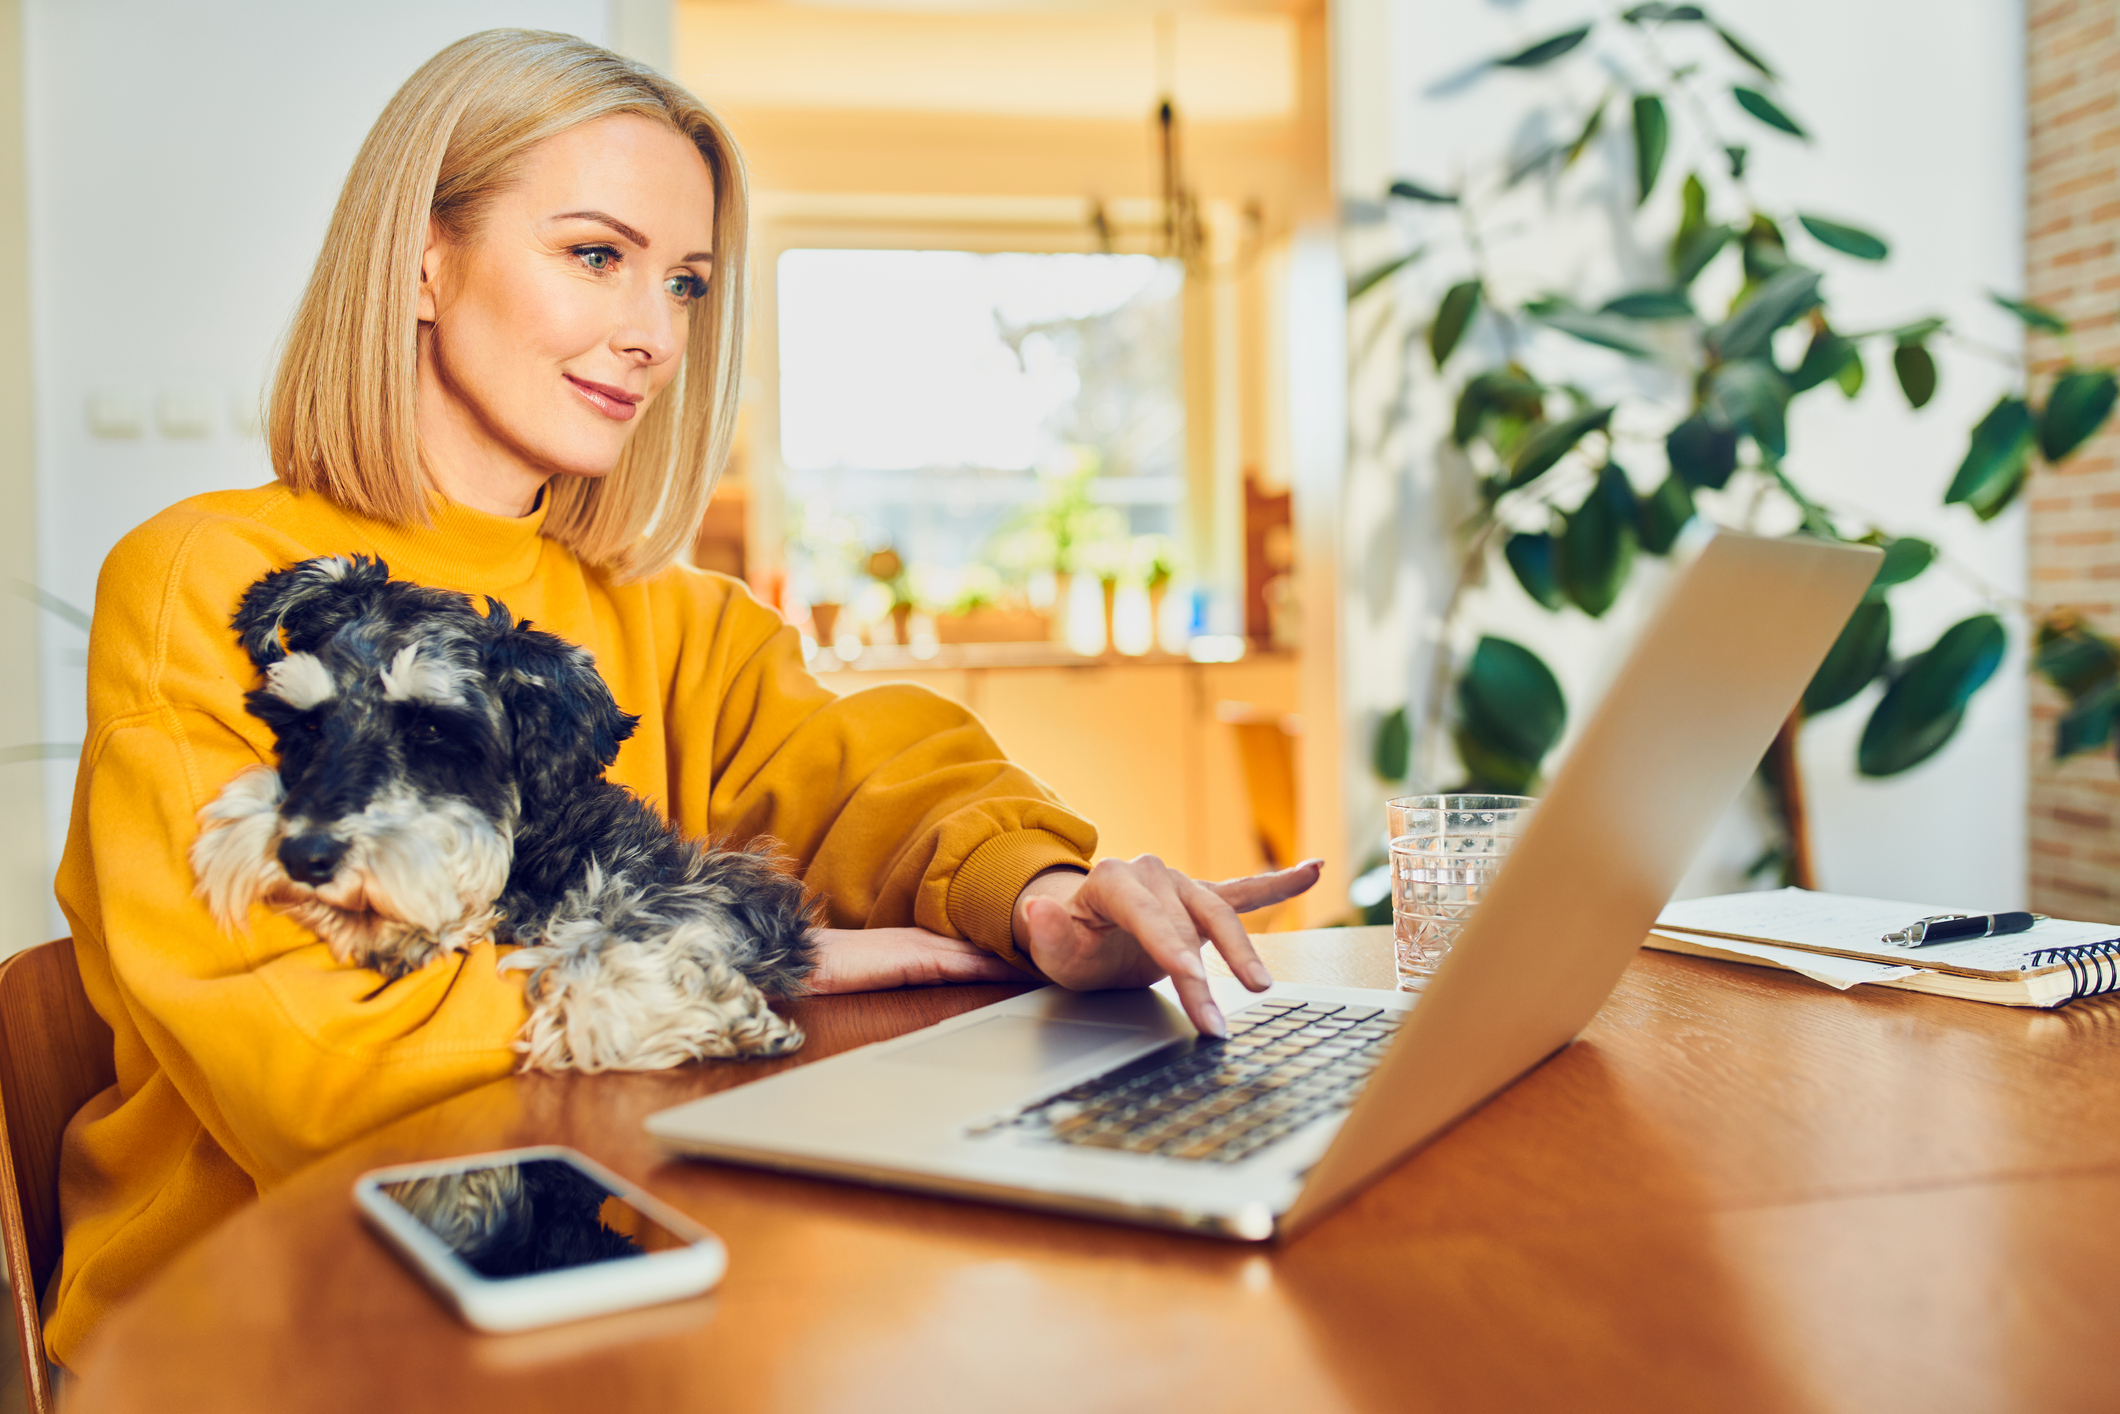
57, 515, 530, 1186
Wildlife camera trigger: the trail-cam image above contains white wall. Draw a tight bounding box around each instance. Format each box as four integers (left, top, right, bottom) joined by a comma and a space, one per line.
1337, 0, 2027, 908
21, 0, 644, 927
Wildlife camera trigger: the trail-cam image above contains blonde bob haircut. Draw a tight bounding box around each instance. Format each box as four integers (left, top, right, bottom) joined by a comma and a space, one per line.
269, 29, 749, 582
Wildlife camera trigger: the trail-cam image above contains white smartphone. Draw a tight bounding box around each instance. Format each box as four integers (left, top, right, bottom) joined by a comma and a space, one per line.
354, 1145, 727, 1332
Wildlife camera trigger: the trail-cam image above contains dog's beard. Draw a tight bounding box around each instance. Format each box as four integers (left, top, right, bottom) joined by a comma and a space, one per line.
191, 766, 513, 979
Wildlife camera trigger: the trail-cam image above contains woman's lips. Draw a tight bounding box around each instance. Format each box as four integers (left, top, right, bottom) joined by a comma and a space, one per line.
565, 374, 642, 422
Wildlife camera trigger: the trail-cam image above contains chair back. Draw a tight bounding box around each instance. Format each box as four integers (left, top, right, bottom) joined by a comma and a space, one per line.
0, 938, 116, 1412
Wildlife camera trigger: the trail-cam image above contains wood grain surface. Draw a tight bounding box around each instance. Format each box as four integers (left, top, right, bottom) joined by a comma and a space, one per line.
60, 932, 2120, 1414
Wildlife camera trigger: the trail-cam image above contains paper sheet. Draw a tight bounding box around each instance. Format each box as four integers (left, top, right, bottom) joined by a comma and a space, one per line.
1647, 929, 1921, 990
1655, 888, 2120, 975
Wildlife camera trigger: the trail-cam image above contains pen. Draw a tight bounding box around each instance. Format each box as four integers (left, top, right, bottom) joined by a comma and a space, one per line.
1882, 912, 2047, 947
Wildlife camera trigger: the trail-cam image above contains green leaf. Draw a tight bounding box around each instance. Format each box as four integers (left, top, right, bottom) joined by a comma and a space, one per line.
1789, 328, 1858, 393
1452, 728, 1541, 795
1990, 291, 2068, 335
1725, 144, 1749, 180
1633, 95, 1668, 205
1803, 600, 1891, 715
1710, 359, 1790, 459
1892, 341, 1938, 409
2055, 677, 2120, 758
1707, 264, 1821, 362
1716, 24, 1776, 77
2036, 610, 2120, 697
1867, 537, 1937, 598
1565, 97, 1609, 170
1494, 26, 1593, 68
1857, 614, 2006, 776
1373, 706, 1412, 782
1431, 280, 1483, 370
1834, 346, 1866, 397
1666, 414, 1740, 490
1676, 171, 1708, 243
1798, 214, 1889, 261
1504, 531, 1566, 610
1636, 474, 1695, 553
1453, 368, 1546, 447
1347, 248, 1425, 301
1885, 315, 1946, 343
1733, 86, 1805, 138
1740, 214, 1787, 282
1457, 636, 1568, 766
1506, 405, 1616, 489
1672, 223, 1732, 287
1945, 395, 2035, 520
2039, 367, 2119, 462
1558, 462, 1640, 616
1600, 288, 1694, 320
1525, 300, 1658, 356
1623, 3, 1707, 20
1388, 179, 1458, 204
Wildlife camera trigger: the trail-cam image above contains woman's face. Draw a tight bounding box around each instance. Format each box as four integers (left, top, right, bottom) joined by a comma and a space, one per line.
415, 113, 717, 515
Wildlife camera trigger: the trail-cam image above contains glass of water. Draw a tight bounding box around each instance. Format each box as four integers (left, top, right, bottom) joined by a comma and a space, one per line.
1386, 794, 1537, 992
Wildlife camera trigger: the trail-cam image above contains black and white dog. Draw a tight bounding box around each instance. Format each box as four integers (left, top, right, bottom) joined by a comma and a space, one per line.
189, 555, 817, 1071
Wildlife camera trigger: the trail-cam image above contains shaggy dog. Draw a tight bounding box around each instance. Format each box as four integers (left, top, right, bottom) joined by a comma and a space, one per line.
190, 555, 817, 1070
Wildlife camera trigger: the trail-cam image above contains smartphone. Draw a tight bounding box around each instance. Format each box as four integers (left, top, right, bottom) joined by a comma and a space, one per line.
354, 1145, 727, 1332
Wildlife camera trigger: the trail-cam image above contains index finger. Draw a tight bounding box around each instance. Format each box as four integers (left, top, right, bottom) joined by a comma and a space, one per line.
1090, 866, 1228, 1038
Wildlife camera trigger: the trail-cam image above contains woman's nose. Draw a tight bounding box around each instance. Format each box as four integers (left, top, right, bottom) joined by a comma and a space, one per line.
615, 282, 682, 366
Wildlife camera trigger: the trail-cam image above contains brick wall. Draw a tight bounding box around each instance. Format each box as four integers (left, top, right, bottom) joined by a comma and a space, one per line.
2028, 0, 2120, 920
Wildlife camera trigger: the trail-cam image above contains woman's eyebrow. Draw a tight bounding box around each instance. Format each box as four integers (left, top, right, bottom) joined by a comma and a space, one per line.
552, 209, 712, 263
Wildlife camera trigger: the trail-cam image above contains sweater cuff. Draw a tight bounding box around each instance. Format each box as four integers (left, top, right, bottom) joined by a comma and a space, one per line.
947, 830, 1091, 972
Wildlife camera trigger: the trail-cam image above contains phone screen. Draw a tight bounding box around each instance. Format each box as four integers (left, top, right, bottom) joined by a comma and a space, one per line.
379, 1157, 695, 1280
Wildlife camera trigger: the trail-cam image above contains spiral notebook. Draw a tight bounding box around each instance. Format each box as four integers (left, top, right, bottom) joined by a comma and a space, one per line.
1648, 888, 2120, 1008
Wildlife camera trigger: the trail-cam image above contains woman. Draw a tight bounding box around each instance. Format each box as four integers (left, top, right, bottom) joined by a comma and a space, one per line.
46, 29, 1317, 1366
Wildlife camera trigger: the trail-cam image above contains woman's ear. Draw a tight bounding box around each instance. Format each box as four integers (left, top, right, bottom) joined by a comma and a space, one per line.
416, 216, 448, 324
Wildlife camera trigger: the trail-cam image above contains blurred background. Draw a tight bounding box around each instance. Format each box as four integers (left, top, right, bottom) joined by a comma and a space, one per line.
1, 0, 2110, 954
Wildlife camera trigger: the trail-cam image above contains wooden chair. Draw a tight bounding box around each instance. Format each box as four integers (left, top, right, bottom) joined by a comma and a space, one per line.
0, 939, 116, 1414
1215, 702, 1301, 871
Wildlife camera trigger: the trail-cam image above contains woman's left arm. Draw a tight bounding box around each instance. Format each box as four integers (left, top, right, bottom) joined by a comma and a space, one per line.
675, 580, 1320, 1030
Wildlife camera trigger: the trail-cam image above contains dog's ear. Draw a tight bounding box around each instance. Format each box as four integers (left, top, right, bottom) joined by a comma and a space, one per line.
231, 555, 393, 667
482, 605, 639, 804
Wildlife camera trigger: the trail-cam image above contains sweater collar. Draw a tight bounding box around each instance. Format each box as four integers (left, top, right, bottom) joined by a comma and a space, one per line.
331, 487, 554, 592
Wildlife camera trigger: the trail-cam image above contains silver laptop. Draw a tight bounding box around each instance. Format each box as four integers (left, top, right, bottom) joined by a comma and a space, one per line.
647, 527, 1879, 1240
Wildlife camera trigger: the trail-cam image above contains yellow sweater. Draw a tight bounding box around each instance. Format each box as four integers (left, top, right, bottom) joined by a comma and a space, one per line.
47, 484, 1095, 1364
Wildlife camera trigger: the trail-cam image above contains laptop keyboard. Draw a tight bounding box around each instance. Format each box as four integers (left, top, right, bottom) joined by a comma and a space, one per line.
969, 999, 1402, 1165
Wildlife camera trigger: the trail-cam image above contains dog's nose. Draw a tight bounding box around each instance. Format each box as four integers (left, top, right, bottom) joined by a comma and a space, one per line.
277, 833, 347, 885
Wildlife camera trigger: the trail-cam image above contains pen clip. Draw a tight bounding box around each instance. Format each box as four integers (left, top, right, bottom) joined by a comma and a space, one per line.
1882, 913, 1968, 947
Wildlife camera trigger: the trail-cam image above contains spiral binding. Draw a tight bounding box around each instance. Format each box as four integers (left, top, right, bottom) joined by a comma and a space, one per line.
2028, 940, 2120, 1002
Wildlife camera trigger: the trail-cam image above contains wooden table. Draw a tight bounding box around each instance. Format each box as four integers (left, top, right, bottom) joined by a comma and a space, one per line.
63, 931, 2120, 1413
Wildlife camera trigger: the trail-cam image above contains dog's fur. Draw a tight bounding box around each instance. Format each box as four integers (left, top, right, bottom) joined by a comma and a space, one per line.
190, 555, 817, 1070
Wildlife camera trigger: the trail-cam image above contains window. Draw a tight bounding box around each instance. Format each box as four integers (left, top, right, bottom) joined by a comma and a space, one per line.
776, 248, 1185, 635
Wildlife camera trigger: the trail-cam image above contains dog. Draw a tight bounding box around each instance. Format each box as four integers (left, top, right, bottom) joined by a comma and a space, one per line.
189, 555, 817, 1071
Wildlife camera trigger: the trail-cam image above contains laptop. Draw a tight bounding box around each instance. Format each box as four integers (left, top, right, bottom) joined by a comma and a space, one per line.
647, 527, 1880, 1240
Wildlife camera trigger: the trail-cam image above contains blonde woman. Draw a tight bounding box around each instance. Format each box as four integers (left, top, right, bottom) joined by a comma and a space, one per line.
47, 30, 1318, 1365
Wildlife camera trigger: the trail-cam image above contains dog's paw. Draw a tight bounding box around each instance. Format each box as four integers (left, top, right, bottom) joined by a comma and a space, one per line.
503, 935, 807, 1073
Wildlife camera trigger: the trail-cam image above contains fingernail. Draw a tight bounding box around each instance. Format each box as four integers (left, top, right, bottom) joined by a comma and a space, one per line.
1201, 1002, 1229, 1039
1246, 962, 1274, 989
1299, 858, 1324, 871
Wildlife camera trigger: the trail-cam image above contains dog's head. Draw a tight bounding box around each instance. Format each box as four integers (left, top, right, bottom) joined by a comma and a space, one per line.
194, 555, 638, 976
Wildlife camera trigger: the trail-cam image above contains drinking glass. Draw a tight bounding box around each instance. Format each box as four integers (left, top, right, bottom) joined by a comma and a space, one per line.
1386, 794, 1537, 992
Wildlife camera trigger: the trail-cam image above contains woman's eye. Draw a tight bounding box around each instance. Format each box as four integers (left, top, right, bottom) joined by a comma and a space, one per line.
574, 245, 619, 272
664, 273, 706, 303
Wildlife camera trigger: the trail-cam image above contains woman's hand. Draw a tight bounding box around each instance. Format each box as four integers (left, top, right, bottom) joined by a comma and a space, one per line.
806, 926, 1036, 993
1013, 857, 1324, 1038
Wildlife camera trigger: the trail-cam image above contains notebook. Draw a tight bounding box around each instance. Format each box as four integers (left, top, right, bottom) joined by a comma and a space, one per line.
1649, 888, 2120, 1008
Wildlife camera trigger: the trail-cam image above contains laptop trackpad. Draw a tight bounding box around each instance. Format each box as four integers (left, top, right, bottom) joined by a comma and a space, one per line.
880, 1015, 1154, 1077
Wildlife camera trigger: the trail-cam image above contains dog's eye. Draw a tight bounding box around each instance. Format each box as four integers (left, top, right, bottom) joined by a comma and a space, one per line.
409, 722, 443, 747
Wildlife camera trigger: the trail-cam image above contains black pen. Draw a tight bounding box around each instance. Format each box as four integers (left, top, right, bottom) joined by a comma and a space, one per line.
1882, 912, 2047, 947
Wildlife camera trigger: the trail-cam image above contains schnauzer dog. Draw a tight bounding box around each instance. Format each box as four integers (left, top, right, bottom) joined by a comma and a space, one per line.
189, 555, 817, 1071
